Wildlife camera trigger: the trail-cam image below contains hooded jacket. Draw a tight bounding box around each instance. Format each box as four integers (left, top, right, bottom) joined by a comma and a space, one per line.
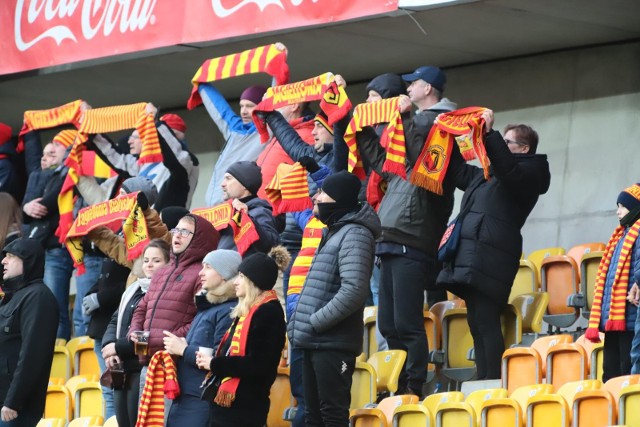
0, 238, 58, 416
129, 215, 220, 362
288, 203, 381, 354
437, 130, 551, 304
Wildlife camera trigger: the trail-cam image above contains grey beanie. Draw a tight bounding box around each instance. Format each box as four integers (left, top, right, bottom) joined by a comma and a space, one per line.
121, 177, 158, 207
202, 249, 242, 280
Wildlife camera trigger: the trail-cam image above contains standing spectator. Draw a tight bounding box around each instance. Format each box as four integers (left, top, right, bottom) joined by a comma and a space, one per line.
0, 123, 41, 204
0, 238, 58, 427
587, 183, 640, 381
288, 171, 381, 426
196, 248, 290, 427
163, 249, 242, 427
437, 111, 551, 380
219, 161, 280, 254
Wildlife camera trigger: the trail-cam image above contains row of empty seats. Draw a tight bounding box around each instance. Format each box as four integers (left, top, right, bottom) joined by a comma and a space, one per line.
37, 416, 117, 427
52, 336, 101, 381
45, 379, 105, 422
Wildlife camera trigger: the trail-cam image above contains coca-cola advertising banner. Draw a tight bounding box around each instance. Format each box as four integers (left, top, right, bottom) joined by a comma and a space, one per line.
1, 0, 399, 76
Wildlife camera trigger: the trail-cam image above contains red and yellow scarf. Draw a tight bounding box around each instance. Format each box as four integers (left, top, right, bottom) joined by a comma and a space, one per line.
265, 162, 312, 215
210, 290, 278, 407
288, 217, 325, 297
18, 100, 83, 152
192, 202, 259, 255
136, 350, 179, 427
319, 81, 352, 125
586, 219, 640, 342
187, 44, 289, 109
411, 106, 489, 195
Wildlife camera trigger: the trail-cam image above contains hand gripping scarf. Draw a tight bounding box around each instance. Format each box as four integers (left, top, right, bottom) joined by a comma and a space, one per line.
411, 106, 490, 195
18, 100, 83, 153
265, 162, 312, 215
187, 44, 290, 110
319, 81, 352, 126
586, 219, 640, 342
136, 351, 180, 427
192, 201, 260, 255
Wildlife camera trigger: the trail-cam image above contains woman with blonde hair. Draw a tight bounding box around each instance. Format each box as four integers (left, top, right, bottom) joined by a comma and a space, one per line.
196, 247, 290, 427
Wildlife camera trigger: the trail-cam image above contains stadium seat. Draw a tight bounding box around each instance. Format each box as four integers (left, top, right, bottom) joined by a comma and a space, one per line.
602, 375, 640, 403
67, 416, 104, 427
501, 303, 522, 348
428, 300, 465, 366
525, 394, 569, 427
74, 381, 105, 419
267, 366, 293, 427
424, 310, 439, 383
531, 334, 573, 374
509, 259, 539, 303
392, 403, 433, 427
465, 388, 508, 426
74, 341, 101, 377
527, 247, 566, 277
44, 384, 72, 422
509, 384, 554, 413
66, 374, 100, 412
48, 377, 65, 386
571, 388, 616, 427
51, 346, 72, 381
556, 379, 601, 406
434, 401, 475, 427
440, 308, 475, 385
579, 251, 604, 320
103, 416, 118, 427
367, 350, 407, 394
351, 361, 377, 409
575, 333, 605, 381
363, 306, 378, 360
349, 395, 418, 427
545, 343, 588, 389
423, 391, 464, 415
479, 397, 522, 427
66, 336, 96, 375
541, 255, 580, 332
55, 338, 67, 347
510, 292, 549, 336
617, 383, 640, 427
36, 418, 66, 427
501, 347, 542, 394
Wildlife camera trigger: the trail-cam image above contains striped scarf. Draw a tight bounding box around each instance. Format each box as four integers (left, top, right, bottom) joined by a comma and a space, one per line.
319, 81, 352, 125
586, 219, 640, 342
187, 44, 289, 109
343, 97, 407, 180
136, 351, 180, 427
18, 100, 83, 152
192, 202, 259, 255
79, 103, 161, 164
411, 106, 489, 195
210, 290, 278, 407
288, 217, 325, 297
265, 162, 312, 215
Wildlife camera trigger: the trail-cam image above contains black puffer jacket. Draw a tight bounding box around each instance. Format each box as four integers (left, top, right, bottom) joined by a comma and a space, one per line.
0, 238, 58, 416
86, 258, 130, 339
218, 195, 279, 255
437, 130, 551, 304
288, 203, 381, 354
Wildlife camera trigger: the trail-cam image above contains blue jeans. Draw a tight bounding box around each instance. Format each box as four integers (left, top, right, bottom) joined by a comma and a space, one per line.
44, 247, 75, 340
94, 338, 115, 419
0, 411, 41, 427
73, 254, 104, 337
631, 309, 640, 375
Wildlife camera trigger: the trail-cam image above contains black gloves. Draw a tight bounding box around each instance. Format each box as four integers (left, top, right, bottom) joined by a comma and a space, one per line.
299, 156, 320, 173
137, 191, 149, 211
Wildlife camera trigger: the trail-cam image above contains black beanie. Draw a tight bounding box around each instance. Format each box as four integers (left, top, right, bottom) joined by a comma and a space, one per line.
238, 252, 279, 291
160, 206, 190, 230
322, 171, 361, 209
226, 161, 263, 195
617, 183, 640, 211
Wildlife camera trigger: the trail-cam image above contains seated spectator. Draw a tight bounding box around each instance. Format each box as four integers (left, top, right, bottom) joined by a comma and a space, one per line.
196, 248, 290, 427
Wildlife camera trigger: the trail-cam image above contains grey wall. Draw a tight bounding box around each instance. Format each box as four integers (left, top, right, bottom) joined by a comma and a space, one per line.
174, 41, 640, 255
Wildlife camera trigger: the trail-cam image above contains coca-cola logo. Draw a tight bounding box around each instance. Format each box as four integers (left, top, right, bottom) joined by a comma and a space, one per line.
14, 0, 158, 51
211, 0, 319, 18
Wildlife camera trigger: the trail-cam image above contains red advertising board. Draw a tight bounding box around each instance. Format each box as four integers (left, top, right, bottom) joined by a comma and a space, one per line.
1, 0, 398, 75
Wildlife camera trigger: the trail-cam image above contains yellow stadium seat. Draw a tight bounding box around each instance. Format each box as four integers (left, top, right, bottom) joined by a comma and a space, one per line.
501, 304, 522, 348
36, 418, 66, 427
525, 394, 569, 427
465, 388, 507, 426
55, 338, 67, 347
74, 342, 101, 377
424, 310, 439, 383
510, 292, 549, 335
571, 388, 616, 427
440, 308, 475, 384
67, 416, 104, 427
103, 415, 118, 427
392, 403, 433, 427
367, 350, 407, 394
267, 366, 293, 427
434, 401, 475, 427
44, 384, 72, 422
541, 255, 580, 332
423, 391, 464, 415
479, 397, 522, 427
602, 374, 640, 403
617, 383, 640, 427
51, 346, 72, 381
509, 384, 554, 413
66, 336, 93, 357
66, 374, 100, 410
74, 381, 105, 419
531, 334, 573, 374
351, 361, 377, 409
501, 347, 542, 394
556, 379, 601, 406
579, 251, 604, 320
509, 259, 540, 302
363, 308, 378, 360
545, 343, 588, 389
527, 247, 565, 276
48, 377, 65, 386
349, 395, 418, 427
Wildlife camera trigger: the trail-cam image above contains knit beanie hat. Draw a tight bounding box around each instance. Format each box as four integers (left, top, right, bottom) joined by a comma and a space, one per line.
617, 183, 640, 211
203, 249, 242, 280
121, 177, 158, 207
160, 206, 190, 230
160, 114, 187, 133
238, 252, 279, 291
314, 111, 333, 135
366, 73, 407, 99
226, 161, 262, 195
240, 85, 268, 105
321, 171, 361, 210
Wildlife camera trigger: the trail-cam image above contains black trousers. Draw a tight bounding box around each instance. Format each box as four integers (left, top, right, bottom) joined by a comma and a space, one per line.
602, 330, 633, 383
113, 370, 141, 427
464, 289, 505, 380
303, 349, 355, 427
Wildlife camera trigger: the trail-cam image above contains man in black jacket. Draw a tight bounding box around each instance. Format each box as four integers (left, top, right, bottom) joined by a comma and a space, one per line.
0, 238, 58, 427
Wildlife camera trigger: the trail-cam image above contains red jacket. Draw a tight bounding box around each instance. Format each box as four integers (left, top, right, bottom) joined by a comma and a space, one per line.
256, 115, 314, 200
130, 215, 220, 361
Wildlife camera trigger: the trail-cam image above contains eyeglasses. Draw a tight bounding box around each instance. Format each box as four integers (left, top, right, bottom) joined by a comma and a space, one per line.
170, 228, 194, 237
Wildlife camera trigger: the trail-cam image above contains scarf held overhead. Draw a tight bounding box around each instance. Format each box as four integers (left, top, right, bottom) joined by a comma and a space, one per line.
586, 219, 640, 342
252, 72, 334, 143
411, 106, 489, 195
136, 350, 179, 427
18, 100, 83, 153
319, 81, 352, 126
209, 290, 278, 407
265, 162, 312, 215
187, 44, 290, 109
64, 192, 149, 274
192, 202, 259, 255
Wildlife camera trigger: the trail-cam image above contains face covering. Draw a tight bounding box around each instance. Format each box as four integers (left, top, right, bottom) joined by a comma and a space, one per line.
315, 202, 356, 226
